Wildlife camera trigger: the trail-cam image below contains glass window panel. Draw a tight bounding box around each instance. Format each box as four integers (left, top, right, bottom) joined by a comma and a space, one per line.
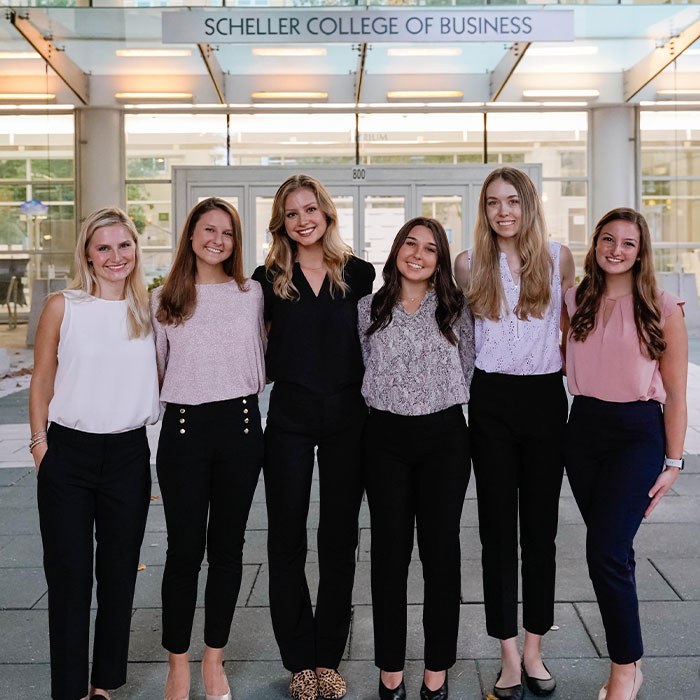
364, 194, 405, 286
127, 182, 172, 247
333, 195, 354, 250
642, 181, 700, 244
640, 111, 700, 177
255, 195, 274, 268
32, 184, 75, 202
421, 194, 462, 262
0, 205, 28, 249
359, 113, 484, 164
125, 114, 228, 178
486, 112, 588, 180
31, 159, 73, 180
0, 185, 28, 203
541, 180, 587, 246
142, 250, 177, 290
0, 160, 27, 180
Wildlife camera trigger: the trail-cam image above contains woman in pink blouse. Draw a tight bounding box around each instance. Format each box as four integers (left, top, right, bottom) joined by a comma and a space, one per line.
564, 207, 687, 700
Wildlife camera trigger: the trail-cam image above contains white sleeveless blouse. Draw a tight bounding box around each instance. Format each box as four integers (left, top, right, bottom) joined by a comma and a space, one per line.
48, 290, 160, 433
469, 241, 562, 375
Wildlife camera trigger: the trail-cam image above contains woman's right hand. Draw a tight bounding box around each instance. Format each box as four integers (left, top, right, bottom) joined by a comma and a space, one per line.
32, 442, 48, 472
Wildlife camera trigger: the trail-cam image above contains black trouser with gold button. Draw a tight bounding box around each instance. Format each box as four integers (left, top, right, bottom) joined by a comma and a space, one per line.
157, 396, 263, 653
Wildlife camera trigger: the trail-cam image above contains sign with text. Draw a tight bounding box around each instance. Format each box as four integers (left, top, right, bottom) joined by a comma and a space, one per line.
162, 9, 574, 44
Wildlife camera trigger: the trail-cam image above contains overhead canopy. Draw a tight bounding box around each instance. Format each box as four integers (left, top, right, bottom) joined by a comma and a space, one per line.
0, 3, 699, 109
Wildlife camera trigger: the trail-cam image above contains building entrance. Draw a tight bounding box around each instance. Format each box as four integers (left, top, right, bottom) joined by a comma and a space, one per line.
172, 165, 541, 280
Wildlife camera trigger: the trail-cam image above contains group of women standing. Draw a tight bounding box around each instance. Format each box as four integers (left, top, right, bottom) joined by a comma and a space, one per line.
29, 165, 687, 700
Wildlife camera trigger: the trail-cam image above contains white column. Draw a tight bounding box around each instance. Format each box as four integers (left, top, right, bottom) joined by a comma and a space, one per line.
76, 107, 125, 221
590, 105, 638, 224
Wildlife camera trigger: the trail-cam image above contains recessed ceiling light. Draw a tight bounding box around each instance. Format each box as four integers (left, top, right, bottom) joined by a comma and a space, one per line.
527, 46, 598, 57
114, 92, 193, 99
387, 48, 462, 57
252, 48, 327, 56
656, 89, 700, 96
0, 93, 55, 100
523, 89, 599, 98
251, 91, 328, 100
387, 90, 463, 99
0, 51, 42, 59
116, 49, 192, 58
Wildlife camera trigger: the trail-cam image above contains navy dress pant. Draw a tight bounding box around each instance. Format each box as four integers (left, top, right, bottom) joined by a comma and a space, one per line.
566, 395, 665, 664
38, 423, 151, 700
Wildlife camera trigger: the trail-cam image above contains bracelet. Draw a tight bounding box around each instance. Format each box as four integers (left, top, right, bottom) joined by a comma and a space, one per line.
30, 429, 47, 439
664, 456, 684, 470
29, 436, 47, 453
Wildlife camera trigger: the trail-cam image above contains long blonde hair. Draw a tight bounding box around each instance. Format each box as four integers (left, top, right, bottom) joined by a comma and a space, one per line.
156, 197, 246, 326
264, 174, 352, 300
69, 207, 150, 339
468, 167, 553, 321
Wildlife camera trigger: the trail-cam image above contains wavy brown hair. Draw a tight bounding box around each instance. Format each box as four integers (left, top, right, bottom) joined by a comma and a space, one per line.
69, 207, 150, 339
468, 167, 553, 321
366, 217, 465, 345
570, 207, 665, 360
263, 174, 351, 300
156, 197, 246, 326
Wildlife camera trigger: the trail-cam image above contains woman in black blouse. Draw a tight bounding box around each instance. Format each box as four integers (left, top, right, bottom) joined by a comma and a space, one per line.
251, 174, 375, 700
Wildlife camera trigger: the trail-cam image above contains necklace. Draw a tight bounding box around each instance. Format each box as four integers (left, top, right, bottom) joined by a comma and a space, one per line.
299, 263, 325, 271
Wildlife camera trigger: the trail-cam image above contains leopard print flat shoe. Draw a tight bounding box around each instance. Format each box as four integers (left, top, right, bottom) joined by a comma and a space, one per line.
289, 669, 319, 700
317, 669, 347, 699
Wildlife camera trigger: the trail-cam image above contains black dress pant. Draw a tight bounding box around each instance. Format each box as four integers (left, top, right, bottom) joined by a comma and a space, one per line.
364, 405, 470, 672
468, 369, 567, 640
37, 423, 151, 700
157, 396, 263, 653
566, 396, 665, 664
264, 382, 366, 672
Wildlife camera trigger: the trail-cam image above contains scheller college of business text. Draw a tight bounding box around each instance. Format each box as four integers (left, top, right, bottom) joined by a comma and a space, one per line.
162, 9, 575, 44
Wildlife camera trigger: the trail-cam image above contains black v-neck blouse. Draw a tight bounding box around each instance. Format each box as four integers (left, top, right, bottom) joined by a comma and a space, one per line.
252, 256, 375, 395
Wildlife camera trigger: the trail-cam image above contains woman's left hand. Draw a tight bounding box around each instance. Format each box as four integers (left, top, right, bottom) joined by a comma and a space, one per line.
645, 466, 680, 518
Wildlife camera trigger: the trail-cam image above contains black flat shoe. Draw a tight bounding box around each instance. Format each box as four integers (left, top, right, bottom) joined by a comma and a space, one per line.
378, 677, 406, 700
420, 670, 448, 700
522, 661, 556, 697
492, 670, 524, 700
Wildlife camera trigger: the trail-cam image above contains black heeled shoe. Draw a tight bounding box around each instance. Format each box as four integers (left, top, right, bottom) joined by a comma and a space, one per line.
419, 670, 448, 700
378, 676, 406, 700
492, 670, 524, 700
522, 662, 556, 697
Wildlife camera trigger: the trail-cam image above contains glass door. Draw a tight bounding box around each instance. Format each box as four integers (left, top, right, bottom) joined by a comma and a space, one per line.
417, 185, 468, 263
360, 186, 411, 287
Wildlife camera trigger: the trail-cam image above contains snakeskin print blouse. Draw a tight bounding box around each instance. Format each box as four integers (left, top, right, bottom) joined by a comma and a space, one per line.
357, 290, 475, 416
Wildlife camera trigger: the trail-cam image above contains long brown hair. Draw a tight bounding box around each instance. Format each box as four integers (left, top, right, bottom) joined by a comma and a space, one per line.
570, 207, 665, 360
366, 217, 464, 345
263, 174, 351, 300
468, 167, 553, 321
69, 207, 151, 339
156, 197, 246, 326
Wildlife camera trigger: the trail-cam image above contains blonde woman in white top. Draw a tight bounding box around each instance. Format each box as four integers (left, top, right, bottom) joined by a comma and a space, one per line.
454, 167, 575, 700
29, 208, 159, 700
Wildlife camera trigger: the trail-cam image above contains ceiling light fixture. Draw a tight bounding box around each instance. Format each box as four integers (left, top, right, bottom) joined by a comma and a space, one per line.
0, 93, 55, 100
0, 51, 42, 59
656, 89, 700, 95
116, 49, 192, 57
251, 91, 328, 100
527, 46, 598, 57
387, 48, 462, 57
252, 48, 327, 56
523, 89, 599, 98
387, 90, 463, 99
115, 92, 193, 99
